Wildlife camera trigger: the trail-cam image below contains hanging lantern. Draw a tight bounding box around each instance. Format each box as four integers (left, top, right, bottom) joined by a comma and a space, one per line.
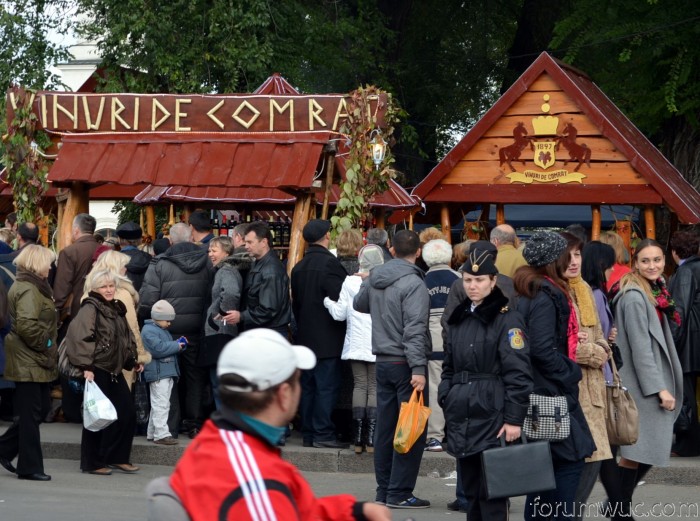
369, 129, 387, 170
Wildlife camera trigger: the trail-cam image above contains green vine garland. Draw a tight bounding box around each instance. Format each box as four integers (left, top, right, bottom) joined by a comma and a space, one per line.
2, 87, 52, 225
332, 85, 402, 236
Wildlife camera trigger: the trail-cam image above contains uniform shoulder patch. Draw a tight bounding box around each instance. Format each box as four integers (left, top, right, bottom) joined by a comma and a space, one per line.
508, 328, 525, 350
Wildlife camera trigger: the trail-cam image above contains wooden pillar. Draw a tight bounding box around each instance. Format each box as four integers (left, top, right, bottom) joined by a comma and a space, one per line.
644, 205, 656, 239
440, 204, 451, 244
408, 210, 414, 231
145, 206, 156, 239
57, 182, 89, 251
496, 204, 505, 225
287, 193, 313, 274
320, 148, 336, 220
183, 204, 194, 224
591, 205, 602, 240
375, 208, 386, 229
168, 204, 176, 226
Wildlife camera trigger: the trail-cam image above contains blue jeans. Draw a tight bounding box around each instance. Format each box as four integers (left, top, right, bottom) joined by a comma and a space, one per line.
525, 458, 585, 520
300, 357, 342, 443
374, 361, 427, 504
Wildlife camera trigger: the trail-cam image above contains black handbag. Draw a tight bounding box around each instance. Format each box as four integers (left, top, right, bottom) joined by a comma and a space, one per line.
481, 433, 556, 500
133, 373, 151, 427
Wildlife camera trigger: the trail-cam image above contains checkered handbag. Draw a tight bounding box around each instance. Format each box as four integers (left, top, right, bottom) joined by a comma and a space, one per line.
522, 393, 570, 441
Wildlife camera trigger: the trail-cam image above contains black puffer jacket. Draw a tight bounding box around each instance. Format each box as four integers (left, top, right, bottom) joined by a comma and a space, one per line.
438, 287, 532, 458
66, 293, 137, 375
138, 242, 212, 339
121, 247, 152, 292
516, 279, 595, 462
669, 255, 700, 373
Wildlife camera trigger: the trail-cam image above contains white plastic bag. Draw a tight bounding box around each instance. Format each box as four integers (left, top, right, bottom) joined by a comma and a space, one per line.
83, 380, 118, 432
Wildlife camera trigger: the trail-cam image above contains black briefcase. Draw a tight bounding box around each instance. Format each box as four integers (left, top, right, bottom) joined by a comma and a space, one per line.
481, 434, 556, 499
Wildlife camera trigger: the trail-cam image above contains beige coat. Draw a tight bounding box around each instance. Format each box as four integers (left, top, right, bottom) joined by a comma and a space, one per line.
569, 286, 613, 462
117, 284, 151, 388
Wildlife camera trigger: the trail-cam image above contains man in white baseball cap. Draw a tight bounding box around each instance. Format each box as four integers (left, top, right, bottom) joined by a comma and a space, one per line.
166, 329, 391, 521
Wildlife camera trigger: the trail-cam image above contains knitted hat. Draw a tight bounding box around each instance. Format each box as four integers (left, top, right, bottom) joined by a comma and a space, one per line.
523, 231, 567, 268
302, 219, 331, 243
461, 249, 498, 275
151, 300, 176, 321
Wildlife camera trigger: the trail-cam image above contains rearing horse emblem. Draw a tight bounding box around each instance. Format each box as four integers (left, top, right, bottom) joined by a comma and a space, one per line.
555, 123, 591, 172
498, 122, 533, 172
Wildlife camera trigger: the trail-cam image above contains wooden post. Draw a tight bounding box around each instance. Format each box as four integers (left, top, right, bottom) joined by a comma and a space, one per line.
168, 204, 176, 226
320, 146, 336, 220
440, 204, 451, 244
287, 193, 313, 274
146, 206, 156, 239
408, 210, 414, 231
496, 204, 505, 225
58, 182, 89, 251
183, 204, 194, 224
375, 208, 386, 229
591, 205, 602, 240
644, 205, 656, 239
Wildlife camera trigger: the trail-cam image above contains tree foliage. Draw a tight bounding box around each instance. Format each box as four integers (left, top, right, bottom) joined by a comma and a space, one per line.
551, 0, 700, 136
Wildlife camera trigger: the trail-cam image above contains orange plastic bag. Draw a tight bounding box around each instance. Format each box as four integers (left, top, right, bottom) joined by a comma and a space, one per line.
393, 389, 431, 454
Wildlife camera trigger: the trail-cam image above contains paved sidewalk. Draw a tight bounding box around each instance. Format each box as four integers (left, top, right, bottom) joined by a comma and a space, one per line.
8, 420, 699, 483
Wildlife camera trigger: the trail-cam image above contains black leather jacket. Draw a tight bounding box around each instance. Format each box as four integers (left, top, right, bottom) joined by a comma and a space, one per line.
241, 250, 291, 332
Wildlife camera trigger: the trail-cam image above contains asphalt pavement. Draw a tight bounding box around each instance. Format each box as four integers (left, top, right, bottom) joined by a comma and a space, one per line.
1, 459, 699, 521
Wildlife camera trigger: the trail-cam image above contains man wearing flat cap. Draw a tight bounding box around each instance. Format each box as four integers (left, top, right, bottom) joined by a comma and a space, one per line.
291, 219, 348, 448
159, 329, 390, 521
117, 221, 152, 291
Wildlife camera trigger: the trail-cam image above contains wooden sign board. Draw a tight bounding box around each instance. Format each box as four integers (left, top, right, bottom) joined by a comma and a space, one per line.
6, 90, 385, 135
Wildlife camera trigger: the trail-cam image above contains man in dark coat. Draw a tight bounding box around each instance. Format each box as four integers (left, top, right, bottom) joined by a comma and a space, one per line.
221, 221, 290, 335
669, 229, 700, 456
291, 219, 348, 449
139, 222, 213, 439
53, 213, 100, 326
116, 221, 152, 292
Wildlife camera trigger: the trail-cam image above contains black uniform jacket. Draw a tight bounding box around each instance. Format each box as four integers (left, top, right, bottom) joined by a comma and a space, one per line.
438, 286, 533, 458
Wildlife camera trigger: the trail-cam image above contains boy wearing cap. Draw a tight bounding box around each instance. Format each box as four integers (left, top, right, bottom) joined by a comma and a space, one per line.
142, 300, 187, 445
168, 329, 391, 521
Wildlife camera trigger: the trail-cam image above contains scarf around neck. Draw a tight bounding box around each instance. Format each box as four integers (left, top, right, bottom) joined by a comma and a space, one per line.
650, 277, 681, 326
567, 275, 597, 327
16, 267, 53, 300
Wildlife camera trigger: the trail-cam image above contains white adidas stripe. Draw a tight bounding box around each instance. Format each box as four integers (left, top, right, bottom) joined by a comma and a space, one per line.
220, 429, 278, 521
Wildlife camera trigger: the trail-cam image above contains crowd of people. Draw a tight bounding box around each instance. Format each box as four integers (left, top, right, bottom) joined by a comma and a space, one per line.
0, 211, 697, 521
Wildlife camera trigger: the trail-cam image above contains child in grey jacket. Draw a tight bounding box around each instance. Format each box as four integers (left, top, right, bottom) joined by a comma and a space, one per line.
141, 300, 187, 445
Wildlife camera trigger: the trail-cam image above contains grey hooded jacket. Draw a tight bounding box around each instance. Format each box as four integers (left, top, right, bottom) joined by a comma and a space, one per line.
353, 258, 431, 375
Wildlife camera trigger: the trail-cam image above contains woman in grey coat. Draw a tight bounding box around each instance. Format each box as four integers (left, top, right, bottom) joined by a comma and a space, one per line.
205, 236, 252, 405
611, 239, 683, 519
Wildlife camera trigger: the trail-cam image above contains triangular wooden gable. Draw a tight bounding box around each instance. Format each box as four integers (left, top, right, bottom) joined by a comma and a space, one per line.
413, 52, 700, 224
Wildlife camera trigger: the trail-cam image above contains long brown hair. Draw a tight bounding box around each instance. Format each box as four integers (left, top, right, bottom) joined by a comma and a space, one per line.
513, 263, 567, 299
619, 238, 664, 304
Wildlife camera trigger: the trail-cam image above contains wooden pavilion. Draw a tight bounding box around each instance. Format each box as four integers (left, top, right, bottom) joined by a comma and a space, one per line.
411, 52, 700, 243
6, 74, 395, 268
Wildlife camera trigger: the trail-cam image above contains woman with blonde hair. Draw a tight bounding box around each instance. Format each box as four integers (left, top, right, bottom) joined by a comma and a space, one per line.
599, 231, 631, 293
610, 239, 683, 518
66, 269, 141, 475
336, 229, 363, 275
90, 250, 151, 388
0, 245, 57, 481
